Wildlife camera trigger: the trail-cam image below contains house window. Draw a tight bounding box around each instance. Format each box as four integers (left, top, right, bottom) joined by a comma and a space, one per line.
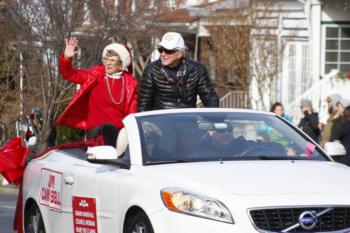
325, 26, 350, 74
208, 53, 216, 81
166, 0, 176, 9
226, 68, 235, 84
301, 44, 311, 93
285, 42, 310, 105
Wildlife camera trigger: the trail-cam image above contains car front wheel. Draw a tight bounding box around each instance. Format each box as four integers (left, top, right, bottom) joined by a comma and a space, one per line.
125, 211, 154, 233
24, 203, 46, 233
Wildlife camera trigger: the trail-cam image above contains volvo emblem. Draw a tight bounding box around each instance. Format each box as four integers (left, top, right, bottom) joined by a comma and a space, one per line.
298, 211, 318, 230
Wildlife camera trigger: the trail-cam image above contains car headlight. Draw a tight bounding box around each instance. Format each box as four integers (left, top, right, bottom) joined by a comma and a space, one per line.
160, 187, 234, 224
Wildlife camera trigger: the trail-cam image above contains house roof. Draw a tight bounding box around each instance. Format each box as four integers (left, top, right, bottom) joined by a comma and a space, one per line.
195, 0, 246, 9
156, 8, 199, 23
155, 0, 248, 24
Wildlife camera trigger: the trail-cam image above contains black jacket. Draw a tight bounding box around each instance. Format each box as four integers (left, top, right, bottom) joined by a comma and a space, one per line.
334, 121, 350, 166
138, 59, 219, 111
298, 112, 320, 142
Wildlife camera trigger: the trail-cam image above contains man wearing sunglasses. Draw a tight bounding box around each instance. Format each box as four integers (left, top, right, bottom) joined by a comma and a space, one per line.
138, 32, 219, 111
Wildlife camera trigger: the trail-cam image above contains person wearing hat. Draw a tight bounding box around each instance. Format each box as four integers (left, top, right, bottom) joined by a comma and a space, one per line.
138, 32, 219, 111
333, 106, 350, 166
56, 37, 138, 146
330, 98, 350, 142
297, 99, 320, 143
319, 94, 342, 147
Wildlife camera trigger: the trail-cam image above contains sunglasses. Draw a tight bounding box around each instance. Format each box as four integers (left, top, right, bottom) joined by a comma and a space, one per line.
157, 47, 178, 55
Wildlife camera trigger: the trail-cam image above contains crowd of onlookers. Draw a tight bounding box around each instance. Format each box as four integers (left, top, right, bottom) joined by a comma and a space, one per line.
270, 94, 350, 166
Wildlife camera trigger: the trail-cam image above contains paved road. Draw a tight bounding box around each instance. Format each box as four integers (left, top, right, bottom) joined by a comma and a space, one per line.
0, 188, 18, 233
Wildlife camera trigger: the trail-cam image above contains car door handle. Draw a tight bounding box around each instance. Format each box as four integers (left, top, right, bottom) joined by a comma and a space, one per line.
64, 176, 74, 185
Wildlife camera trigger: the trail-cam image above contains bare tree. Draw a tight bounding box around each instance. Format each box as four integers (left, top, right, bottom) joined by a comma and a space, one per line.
201, 0, 284, 110
0, 0, 164, 151
249, 0, 284, 110
0, 6, 23, 144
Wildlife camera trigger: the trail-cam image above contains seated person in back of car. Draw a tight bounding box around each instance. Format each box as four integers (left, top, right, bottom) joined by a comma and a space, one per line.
143, 122, 171, 159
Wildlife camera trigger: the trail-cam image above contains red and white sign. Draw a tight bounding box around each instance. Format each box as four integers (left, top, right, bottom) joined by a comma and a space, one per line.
72, 196, 98, 233
39, 168, 62, 211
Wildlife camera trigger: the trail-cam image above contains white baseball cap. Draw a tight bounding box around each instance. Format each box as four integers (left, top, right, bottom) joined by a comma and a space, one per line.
157, 32, 186, 50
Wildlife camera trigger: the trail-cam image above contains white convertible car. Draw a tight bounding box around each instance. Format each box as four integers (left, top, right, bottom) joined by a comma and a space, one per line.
22, 108, 350, 233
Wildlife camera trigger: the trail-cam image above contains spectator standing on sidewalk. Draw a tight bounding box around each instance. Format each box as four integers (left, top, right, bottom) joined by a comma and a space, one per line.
319, 94, 342, 147
330, 98, 350, 142
334, 106, 350, 166
270, 102, 292, 123
298, 99, 320, 143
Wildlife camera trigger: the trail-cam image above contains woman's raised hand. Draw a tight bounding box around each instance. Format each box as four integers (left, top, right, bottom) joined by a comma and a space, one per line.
64, 37, 78, 59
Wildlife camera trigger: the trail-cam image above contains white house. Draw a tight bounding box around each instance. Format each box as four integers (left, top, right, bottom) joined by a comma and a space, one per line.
150, 0, 350, 123
251, 0, 350, 124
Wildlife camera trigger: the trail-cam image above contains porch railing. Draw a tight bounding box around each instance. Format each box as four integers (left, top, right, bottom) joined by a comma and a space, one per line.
219, 91, 250, 109
286, 69, 350, 125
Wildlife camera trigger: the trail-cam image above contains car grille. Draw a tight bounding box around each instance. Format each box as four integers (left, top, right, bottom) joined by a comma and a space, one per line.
249, 207, 350, 232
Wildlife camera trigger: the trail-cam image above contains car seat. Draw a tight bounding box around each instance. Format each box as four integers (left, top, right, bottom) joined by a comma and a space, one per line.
116, 127, 128, 158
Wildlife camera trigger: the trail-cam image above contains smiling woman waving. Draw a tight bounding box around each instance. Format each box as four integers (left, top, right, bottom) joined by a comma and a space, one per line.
57, 37, 138, 146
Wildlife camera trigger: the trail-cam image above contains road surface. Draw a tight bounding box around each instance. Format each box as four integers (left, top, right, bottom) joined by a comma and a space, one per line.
0, 187, 18, 233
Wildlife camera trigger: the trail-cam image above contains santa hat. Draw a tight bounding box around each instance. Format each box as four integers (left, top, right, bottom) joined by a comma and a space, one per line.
102, 43, 131, 70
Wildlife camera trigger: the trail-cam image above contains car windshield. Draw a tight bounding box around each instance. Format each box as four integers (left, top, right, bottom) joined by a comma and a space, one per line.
137, 112, 328, 165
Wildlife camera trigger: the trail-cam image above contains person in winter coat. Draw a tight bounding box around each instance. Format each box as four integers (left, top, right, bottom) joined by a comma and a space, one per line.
334, 106, 350, 166
319, 93, 342, 147
298, 99, 320, 143
57, 37, 138, 146
138, 32, 219, 111
330, 98, 350, 142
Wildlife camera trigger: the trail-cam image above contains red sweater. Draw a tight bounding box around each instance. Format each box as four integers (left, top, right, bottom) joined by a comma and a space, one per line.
87, 77, 125, 128
56, 54, 138, 130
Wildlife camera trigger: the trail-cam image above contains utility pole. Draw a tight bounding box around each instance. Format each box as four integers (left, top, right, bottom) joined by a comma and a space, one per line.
19, 52, 24, 120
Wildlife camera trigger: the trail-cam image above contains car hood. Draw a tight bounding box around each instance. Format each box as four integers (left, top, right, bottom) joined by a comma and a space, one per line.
138, 160, 350, 196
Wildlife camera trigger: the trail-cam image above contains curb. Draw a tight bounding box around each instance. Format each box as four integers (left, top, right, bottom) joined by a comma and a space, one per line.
0, 186, 19, 195
0, 176, 19, 195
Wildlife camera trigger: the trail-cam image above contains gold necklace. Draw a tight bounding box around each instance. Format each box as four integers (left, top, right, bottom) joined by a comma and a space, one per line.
105, 76, 124, 105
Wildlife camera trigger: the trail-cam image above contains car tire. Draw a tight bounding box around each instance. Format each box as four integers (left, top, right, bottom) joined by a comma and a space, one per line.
125, 211, 154, 233
24, 203, 46, 233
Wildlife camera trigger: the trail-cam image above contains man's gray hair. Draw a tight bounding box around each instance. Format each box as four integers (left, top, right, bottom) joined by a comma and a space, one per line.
177, 47, 186, 56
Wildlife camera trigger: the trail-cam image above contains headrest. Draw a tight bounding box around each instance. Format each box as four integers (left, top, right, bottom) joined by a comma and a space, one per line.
116, 128, 128, 158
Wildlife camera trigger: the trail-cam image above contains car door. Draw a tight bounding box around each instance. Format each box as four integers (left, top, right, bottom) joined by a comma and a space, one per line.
72, 157, 123, 233
37, 149, 82, 233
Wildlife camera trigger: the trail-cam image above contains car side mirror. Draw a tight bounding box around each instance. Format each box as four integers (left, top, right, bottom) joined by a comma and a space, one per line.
324, 142, 346, 157
86, 146, 130, 169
